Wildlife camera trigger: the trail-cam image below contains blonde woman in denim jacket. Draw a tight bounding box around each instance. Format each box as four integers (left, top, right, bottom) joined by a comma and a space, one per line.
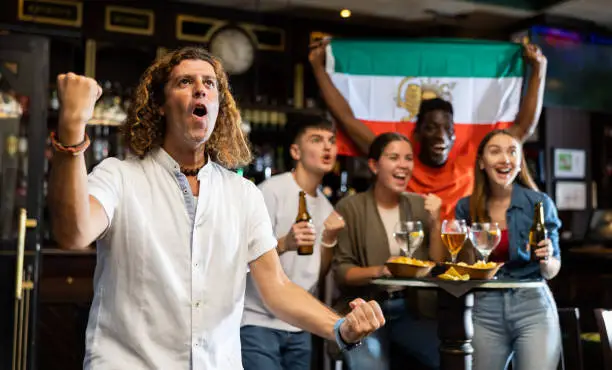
454, 129, 562, 370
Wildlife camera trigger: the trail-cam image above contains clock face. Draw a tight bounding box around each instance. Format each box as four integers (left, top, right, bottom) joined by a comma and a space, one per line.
209, 28, 255, 75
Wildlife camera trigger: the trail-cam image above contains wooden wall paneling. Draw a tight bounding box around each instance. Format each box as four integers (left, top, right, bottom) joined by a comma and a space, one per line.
49, 36, 84, 83
37, 252, 96, 370
0, 0, 16, 24
94, 41, 157, 89
590, 112, 612, 209
544, 107, 593, 209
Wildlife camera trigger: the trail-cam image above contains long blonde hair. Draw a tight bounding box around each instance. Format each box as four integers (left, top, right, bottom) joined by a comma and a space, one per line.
469, 129, 539, 223
122, 47, 251, 168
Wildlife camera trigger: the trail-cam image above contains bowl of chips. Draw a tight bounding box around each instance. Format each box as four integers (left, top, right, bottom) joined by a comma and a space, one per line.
385, 256, 436, 278
447, 260, 504, 280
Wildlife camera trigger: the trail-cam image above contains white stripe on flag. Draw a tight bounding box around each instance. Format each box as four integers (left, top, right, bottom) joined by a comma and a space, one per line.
329, 73, 523, 124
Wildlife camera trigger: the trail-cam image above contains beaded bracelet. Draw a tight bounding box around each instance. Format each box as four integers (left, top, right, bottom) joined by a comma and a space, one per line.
50, 131, 91, 156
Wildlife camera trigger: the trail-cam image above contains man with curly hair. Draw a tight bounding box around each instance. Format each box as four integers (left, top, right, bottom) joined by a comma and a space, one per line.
48, 47, 384, 370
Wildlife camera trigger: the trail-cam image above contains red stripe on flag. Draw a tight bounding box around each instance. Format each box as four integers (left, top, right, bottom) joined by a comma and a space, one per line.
336, 120, 513, 157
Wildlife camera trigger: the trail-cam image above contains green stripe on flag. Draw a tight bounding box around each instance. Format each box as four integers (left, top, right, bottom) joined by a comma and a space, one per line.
329, 38, 524, 78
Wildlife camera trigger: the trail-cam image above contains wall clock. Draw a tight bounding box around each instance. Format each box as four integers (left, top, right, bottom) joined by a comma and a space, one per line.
208, 27, 255, 75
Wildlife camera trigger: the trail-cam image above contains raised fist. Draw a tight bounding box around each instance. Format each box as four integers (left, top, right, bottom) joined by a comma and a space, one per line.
57, 73, 102, 128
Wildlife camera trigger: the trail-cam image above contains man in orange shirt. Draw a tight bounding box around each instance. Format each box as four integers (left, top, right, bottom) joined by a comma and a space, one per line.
309, 41, 547, 220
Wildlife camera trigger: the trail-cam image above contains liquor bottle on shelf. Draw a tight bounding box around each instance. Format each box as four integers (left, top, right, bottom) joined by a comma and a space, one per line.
262, 147, 273, 180
123, 87, 133, 113
251, 110, 262, 132
241, 109, 253, 136
91, 125, 110, 165
336, 170, 349, 201
260, 110, 270, 132
0, 134, 18, 239
275, 145, 285, 174
107, 96, 127, 126
102, 126, 110, 159
16, 135, 27, 199
114, 126, 127, 160
278, 112, 287, 132
49, 89, 59, 111
269, 110, 279, 133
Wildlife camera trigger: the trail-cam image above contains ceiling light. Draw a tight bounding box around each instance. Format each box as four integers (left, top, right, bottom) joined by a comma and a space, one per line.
340, 9, 351, 18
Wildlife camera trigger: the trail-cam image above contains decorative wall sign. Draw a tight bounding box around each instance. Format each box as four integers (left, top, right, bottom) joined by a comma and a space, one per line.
176, 15, 225, 43
175, 15, 284, 52
105, 6, 154, 36
241, 23, 285, 51
18, 0, 82, 27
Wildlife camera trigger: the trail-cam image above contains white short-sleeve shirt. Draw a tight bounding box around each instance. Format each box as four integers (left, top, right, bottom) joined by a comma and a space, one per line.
241, 172, 334, 332
84, 148, 277, 370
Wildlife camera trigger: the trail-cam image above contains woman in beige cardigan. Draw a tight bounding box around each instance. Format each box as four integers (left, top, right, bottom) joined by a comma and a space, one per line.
332, 132, 444, 370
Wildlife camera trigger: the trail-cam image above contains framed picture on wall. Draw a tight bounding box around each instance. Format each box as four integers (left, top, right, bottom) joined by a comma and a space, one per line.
553, 148, 586, 179
555, 181, 587, 210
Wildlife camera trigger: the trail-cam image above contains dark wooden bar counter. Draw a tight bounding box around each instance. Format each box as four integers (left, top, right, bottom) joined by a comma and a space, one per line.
38, 248, 96, 370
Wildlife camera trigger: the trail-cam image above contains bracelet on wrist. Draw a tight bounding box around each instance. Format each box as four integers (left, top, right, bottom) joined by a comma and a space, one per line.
334, 318, 361, 352
320, 239, 337, 248
50, 131, 90, 156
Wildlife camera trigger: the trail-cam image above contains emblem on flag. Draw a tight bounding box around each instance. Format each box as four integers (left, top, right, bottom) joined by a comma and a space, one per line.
396, 77, 456, 121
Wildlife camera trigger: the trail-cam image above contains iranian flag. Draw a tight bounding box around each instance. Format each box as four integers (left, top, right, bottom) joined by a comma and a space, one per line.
325, 39, 525, 156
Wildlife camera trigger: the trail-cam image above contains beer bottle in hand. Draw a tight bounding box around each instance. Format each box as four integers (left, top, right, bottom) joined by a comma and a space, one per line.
295, 191, 313, 255
528, 201, 547, 261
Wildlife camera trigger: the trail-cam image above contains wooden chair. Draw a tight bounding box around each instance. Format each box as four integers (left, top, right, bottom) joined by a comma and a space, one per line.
557, 307, 584, 370
594, 309, 612, 370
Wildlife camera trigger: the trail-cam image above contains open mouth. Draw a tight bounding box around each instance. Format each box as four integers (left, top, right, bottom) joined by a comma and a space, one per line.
495, 167, 512, 175
392, 173, 407, 181
322, 154, 332, 162
193, 104, 207, 117
431, 143, 447, 153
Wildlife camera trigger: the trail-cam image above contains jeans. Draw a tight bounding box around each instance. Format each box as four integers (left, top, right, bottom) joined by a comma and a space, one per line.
472, 286, 561, 370
240, 325, 311, 370
344, 298, 440, 370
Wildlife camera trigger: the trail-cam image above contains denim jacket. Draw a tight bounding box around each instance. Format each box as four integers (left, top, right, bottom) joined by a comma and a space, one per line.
455, 184, 562, 280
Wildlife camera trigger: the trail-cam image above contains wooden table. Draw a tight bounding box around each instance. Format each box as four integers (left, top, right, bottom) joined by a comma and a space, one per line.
372, 277, 545, 370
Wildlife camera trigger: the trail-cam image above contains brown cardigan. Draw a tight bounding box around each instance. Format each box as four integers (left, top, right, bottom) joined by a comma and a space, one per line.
332, 188, 437, 319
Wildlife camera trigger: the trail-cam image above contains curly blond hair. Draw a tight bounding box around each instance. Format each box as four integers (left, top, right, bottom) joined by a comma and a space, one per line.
122, 47, 251, 168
